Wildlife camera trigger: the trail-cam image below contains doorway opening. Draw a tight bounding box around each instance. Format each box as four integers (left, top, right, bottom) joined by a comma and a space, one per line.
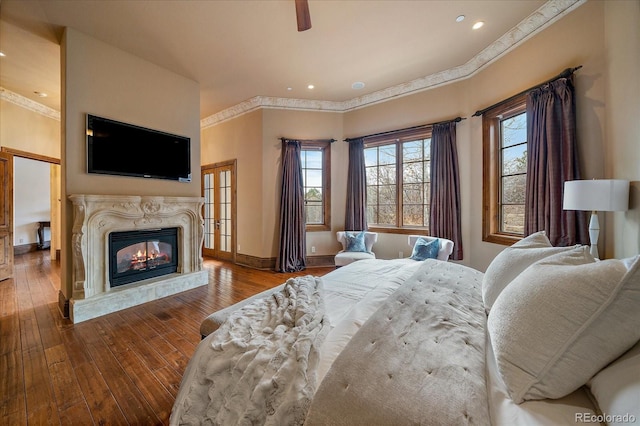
1, 148, 61, 282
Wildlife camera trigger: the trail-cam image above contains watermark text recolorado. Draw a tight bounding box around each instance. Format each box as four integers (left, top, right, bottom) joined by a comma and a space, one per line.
575, 413, 636, 423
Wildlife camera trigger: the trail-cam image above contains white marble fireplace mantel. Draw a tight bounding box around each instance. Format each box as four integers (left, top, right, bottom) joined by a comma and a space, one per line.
68, 194, 209, 323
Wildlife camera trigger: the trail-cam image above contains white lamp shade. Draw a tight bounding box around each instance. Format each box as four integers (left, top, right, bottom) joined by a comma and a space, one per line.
563, 179, 630, 212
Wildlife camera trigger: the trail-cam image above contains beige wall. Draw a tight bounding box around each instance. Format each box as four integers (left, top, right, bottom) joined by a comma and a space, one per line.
204, 1, 639, 270
13, 157, 51, 245
344, 73, 470, 262
61, 27, 201, 300
261, 109, 345, 258
604, 0, 640, 258
0, 99, 62, 258
467, 0, 607, 269
340, 0, 628, 270
7, 1, 637, 276
0, 99, 60, 158
202, 109, 344, 259
201, 110, 264, 257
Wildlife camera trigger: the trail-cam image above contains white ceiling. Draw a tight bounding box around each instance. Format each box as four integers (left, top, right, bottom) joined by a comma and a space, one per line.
0, 0, 581, 121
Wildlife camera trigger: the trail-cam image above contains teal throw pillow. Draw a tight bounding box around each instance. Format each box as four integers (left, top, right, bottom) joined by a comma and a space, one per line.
410, 237, 440, 261
345, 231, 368, 253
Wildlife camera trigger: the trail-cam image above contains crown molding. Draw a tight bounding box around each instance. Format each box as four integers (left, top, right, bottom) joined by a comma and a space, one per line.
201, 0, 585, 128
200, 96, 344, 129
342, 0, 586, 111
2, 0, 585, 130
0, 87, 61, 121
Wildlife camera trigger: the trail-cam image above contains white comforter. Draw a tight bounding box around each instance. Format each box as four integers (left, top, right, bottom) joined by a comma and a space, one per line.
172, 258, 601, 426
170, 275, 328, 426
306, 260, 490, 425
172, 259, 422, 425
314, 259, 423, 382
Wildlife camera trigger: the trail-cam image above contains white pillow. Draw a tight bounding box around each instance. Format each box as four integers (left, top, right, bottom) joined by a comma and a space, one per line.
488, 249, 640, 403
482, 231, 579, 312
588, 332, 640, 425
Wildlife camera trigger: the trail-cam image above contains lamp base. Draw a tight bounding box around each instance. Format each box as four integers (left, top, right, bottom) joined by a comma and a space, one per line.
588, 211, 600, 260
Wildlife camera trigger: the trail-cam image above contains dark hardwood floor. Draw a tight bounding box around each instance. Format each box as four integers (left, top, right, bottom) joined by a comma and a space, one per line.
0, 251, 334, 425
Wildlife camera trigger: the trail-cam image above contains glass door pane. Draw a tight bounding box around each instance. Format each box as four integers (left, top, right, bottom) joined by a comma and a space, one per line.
201, 162, 235, 261
203, 171, 215, 251
218, 169, 231, 254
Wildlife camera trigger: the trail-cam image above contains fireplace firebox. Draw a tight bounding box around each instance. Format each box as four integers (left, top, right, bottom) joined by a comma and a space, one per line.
109, 228, 178, 287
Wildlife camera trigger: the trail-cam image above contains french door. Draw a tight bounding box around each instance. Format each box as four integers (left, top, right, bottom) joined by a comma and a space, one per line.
202, 160, 236, 261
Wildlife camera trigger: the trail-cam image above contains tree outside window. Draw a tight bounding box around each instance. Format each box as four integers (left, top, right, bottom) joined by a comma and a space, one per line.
364, 131, 431, 233
500, 113, 527, 234
301, 141, 331, 231
483, 94, 528, 245
402, 139, 431, 227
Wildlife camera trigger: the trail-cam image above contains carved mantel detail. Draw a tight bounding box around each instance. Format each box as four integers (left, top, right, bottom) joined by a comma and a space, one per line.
68, 194, 208, 323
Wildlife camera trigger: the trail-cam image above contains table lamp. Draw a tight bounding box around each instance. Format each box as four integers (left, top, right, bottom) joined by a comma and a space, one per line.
563, 179, 630, 259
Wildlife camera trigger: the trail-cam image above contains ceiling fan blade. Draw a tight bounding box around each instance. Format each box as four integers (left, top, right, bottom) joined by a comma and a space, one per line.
295, 0, 312, 31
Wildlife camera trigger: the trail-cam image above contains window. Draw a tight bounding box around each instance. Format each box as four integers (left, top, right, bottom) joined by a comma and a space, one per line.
364, 129, 431, 233
482, 94, 528, 245
301, 141, 331, 231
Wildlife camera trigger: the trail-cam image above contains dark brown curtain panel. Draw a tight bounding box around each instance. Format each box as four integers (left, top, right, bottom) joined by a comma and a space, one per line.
345, 138, 368, 231
276, 140, 306, 272
525, 76, 588, 246
429, 121, 464, 260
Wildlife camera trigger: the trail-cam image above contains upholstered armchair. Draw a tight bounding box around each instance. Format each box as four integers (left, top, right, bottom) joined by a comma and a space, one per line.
334, 231, 378, 267
407, 235, 454, 261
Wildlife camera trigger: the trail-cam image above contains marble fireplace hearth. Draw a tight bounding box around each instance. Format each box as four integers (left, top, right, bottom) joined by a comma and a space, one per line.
68, 194, 209, 323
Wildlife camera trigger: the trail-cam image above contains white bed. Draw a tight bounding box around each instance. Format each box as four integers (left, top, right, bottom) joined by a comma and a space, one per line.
171, 232, 640, 426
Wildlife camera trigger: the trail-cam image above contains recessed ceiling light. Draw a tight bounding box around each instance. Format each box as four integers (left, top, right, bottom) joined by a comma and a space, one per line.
456, 15, 465, 23
34, 91, 48, 97
352, 82, 365, 90
473, 21, 484, 30
0, 52, 6, 57
307, 84, 315, 90
287, 87, 293, 91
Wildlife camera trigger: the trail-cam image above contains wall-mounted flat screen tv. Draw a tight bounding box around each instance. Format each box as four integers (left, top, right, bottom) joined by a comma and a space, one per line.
87, 114, 191, 182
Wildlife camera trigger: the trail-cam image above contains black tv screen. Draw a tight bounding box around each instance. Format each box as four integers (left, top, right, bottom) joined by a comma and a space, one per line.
87, 114, 191, 182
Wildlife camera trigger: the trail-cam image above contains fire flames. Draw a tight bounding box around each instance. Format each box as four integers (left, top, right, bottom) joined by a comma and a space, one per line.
125, 247, 169, 271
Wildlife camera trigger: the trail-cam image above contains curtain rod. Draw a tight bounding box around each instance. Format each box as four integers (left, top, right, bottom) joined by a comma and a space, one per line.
472, 65, 582, 117
344, 116, 465, 142
280, 137, 336, 143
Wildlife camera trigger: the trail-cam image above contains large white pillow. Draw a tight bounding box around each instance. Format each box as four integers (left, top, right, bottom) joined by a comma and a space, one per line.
488, 249, 640, 403
588, 339, 640, 426
482, 231, 579, 311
